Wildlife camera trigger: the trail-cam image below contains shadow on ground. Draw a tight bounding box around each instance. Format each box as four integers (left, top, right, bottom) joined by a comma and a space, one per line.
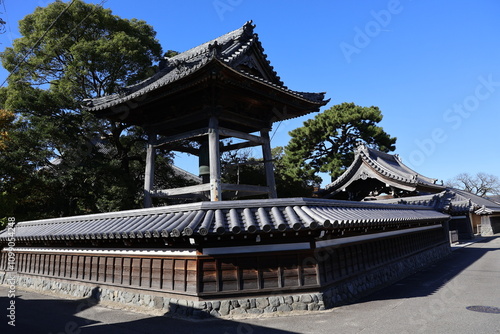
355, 236, 499, 304
0, 289, 296, 334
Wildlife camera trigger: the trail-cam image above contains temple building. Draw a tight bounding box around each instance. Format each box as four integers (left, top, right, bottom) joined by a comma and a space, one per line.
0, 22, 453, 317
84, 20, 328, 204
321, 143, 446, 201
322, 143, 500, 239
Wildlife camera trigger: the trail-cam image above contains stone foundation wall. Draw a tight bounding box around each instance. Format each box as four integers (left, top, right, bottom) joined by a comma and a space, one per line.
0, 243, 450, 318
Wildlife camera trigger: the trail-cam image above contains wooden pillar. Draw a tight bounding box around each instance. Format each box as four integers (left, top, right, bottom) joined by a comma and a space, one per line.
261, 129, 277, 198
208, 116, 222, 201
144, 133, 156, 208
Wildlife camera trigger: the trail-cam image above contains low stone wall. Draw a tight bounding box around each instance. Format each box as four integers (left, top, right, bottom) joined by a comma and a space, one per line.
0, 243, 450, 318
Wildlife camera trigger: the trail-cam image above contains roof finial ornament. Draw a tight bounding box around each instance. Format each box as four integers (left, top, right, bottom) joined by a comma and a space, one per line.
243, 20, 255, 31
208, 40, 222, 58
355, 141, 367, 154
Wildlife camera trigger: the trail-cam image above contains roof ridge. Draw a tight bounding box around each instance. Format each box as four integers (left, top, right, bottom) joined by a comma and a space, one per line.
363, 146, 440, 186
359, 148, 415, 184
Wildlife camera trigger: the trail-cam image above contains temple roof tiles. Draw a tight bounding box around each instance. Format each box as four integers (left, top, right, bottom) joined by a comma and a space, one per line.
84, 21, 327, 113
323, 144, 445, 197
375, 188, 500, 215
0, 198, 448, 244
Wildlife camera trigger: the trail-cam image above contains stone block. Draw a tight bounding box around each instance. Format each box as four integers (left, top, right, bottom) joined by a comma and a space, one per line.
300, 294, 313, 303
307, 303, 319, 311
123, 292, 133, 303
250, 298, 256, 309
256, 298, 269, 309
264, 306, 277, 313
269, 296, 280, 307
179, 299, 188, 309
247, 308, 263, 314
347, 283, 356, 295
144, 294, 152, 305
163, 297, 170, 310
210, 309, 220, 318
169, 302, 178, 313
238, 299, 250, 309
219, 300, 231, 316
230, 308, 247, 315
292, 302, 308, 311
137, 294, 144, 306
153, 296, 163, 309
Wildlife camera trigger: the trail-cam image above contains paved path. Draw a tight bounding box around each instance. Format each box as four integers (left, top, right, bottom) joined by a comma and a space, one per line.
1, 237, 500, 334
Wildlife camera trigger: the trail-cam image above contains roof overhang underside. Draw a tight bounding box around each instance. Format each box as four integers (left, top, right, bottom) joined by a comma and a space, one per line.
88, 60, 327, 136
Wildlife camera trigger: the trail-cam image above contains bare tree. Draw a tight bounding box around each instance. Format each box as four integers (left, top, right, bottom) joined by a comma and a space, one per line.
446, 172, 500, 197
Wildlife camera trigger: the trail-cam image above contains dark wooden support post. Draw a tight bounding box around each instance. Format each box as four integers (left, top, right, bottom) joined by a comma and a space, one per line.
144, 133, 157, 208
261, 129, 277, 198
208, 116, 222, 201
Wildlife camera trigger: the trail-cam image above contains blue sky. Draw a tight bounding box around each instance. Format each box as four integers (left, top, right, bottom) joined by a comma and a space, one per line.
1, 0, 499, 186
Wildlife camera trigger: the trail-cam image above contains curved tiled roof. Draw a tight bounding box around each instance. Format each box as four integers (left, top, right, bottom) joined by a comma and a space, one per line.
324, 144, 445, 195
0, 198, 448, 244
374, 188, 500, 215
452, 188, 500, 215
84, 21, 327, 113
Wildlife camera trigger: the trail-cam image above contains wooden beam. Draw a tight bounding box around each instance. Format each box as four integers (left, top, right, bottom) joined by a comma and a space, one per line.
261, 129, 277, 198
220, 140, 261, 152
218, 111, 270, 131
156, 143, 199, 155
153, 128, 209, 148
218, 127, 265, 144
143, 133, 157, 208
152, 184, 211, 197
152, 183, 269, 198
209, 116, 222, 201
142, 109, 209, 134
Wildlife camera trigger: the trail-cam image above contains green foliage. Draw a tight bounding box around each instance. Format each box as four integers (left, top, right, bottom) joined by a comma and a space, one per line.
272, 147, 315, 197
283, 102, 396, 185
2, 0, 162, 100
220, 146, 315, 199
0, 1, 193, 222
0, 109, 14, 150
